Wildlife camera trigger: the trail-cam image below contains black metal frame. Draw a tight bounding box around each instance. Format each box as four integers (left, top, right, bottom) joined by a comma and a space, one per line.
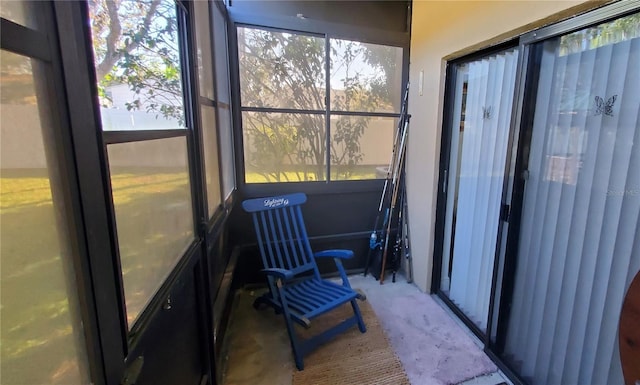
228, 15, 410, 194
184, 2, 240, 384
490, 41, 542, 357
54, 2, 131, 382
189, 0, 228, 222
431, 39, 520, 300
485, 40, 530, 352
88, 0, 202, 343
0, 18, 50, 60
213, 0, 238, 202
51, 0, 232, 383
1, 3, 129, 384
431, 3, 640, 385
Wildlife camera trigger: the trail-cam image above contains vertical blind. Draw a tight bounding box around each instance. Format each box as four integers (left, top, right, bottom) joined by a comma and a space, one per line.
504, 32, 640, 384
443, 48, 519, 331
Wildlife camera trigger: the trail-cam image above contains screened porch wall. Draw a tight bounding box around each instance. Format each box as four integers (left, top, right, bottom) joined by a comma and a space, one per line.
226, 0, 411, 284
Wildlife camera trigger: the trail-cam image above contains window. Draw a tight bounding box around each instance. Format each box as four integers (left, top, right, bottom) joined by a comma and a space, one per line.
89, 0, 196, 328
193, 0, 222, 217
237, 26, 404, 183
212, 2, 235, 198
1, 9, 90, 384
106, 137, 194, 325
90, 0, 186, 131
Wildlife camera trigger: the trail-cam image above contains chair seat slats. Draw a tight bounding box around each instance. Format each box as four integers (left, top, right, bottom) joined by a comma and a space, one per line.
284, 279, 357, 320
287, 285, 324, 308
298, 281, 334, 302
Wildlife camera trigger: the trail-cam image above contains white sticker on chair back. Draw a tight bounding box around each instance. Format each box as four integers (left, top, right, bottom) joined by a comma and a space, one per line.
263, 197, 289, 208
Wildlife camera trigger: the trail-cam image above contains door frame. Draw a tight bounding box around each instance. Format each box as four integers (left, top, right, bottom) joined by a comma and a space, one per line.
431, 39, 522, 340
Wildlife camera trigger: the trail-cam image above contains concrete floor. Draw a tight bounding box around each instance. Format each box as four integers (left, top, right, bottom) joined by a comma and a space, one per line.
221, 273, 509, 385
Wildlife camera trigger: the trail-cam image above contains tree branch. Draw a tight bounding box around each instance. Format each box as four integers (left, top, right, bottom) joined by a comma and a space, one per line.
95, 0, 162, 80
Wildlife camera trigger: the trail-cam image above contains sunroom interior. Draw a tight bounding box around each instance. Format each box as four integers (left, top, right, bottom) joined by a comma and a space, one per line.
1, 1, 639, 385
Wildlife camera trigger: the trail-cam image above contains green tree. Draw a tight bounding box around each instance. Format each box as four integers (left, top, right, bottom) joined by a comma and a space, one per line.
89, 0, 184, 124
239, 28, 399, 182
559, 12, 640, 55
89, 1, 401, 181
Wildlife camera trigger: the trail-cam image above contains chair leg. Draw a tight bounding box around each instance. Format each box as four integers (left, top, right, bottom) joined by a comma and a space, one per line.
284, 313, 304, 370
275, 279, 305, 370
350, 299, 367, 333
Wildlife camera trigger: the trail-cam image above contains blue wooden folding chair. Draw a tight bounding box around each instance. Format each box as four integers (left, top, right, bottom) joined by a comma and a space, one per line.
242, 193, 367, 370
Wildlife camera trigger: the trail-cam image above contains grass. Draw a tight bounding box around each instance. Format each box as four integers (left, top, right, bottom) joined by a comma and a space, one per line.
1, 167, 191, 384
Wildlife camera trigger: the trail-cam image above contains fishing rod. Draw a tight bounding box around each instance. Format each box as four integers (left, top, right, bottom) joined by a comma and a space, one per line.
389, 178, 406, 283
364, 82, 410, 277
402, 182, 413, 284
379, 114, 409, 284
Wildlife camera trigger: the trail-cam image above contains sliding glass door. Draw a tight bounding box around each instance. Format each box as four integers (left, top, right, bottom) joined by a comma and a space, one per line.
503, 12, 640, 384
434, 5, 640, 385
439, 47, 519, 333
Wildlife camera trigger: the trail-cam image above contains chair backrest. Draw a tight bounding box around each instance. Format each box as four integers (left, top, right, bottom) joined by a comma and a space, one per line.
242, 193, 319, 280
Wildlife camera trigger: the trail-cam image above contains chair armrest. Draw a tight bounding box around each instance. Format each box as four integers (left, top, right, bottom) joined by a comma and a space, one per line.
261, 268, 295, 282
314, 250, 355, 289
314, 249, 354, 259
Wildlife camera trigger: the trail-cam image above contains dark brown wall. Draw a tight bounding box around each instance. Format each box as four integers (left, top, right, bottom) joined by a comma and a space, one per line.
230, 0, 410, 33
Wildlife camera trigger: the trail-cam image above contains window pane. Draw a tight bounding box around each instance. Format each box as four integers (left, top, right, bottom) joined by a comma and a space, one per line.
238, 27, 325, 110
107, 137, 194, 327
218, 105, 235, 196
0, 0, 38, 29
559, 12, 640, 56
330, 39, 403, 113
439, 48, 519, 333
89, 0, 186, 130
194, 0, 214, 99
202, 105, 221, 216
1, 50, 90, 385
213, 4, 235, 196
243, 112, 326, 183
504, 14, 640, 384
330, 115, 397, 180
213, 3, 230, 104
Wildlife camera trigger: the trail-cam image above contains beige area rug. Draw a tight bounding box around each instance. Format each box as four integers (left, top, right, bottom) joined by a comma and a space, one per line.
292, 298, 410, 385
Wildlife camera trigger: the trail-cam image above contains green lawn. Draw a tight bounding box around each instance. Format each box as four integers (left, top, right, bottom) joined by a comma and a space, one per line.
1, 168, 191, 384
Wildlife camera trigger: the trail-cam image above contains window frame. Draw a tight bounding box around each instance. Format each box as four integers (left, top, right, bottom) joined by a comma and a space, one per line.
211, 0, 237, 203
89, 0, 203, 337
229, 17, 410, 193
189, 0, 226, 221
1, 3, 118, 383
